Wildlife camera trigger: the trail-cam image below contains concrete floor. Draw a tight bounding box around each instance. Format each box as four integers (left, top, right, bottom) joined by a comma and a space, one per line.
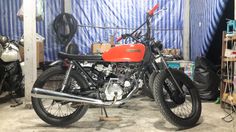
0, 96, 235, 132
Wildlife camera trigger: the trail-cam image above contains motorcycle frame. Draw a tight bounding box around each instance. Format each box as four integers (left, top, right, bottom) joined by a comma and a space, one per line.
60, 10, 184, 99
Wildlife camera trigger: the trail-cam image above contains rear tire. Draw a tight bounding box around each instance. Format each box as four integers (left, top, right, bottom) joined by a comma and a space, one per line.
153, 69, 201, 128
32, 66, 89, 126
142, 71, 154, 99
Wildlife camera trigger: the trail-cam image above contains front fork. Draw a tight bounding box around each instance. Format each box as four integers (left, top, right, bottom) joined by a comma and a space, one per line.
154, 50, 184, 95
161, 57, 184, 94
60, 61, 73, 92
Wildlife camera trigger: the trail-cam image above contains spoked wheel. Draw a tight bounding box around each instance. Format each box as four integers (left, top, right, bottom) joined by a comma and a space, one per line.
32, 67, 89, 126
153, 69, 201, 128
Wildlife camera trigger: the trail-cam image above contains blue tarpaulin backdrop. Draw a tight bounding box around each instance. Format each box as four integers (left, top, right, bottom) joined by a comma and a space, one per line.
72, 0, 183, 56
0, 0, 183, 61
0, 0, 230, 61
190, 0, 229, 60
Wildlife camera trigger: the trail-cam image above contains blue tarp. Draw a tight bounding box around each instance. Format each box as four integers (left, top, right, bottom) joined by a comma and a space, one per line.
0, 0, 183, 61
190, 0, 229, 60
72, 0, 183, 55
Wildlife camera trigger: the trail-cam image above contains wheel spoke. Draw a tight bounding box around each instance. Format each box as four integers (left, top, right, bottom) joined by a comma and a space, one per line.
37, 74, 80, 118
164, 82, 193, 119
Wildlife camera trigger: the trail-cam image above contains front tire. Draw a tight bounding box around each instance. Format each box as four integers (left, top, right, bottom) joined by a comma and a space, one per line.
32, 66, 89, 126
153, 69, 201, 128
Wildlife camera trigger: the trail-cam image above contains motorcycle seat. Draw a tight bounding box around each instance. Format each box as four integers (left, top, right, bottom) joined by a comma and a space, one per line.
58, 52, 103, 61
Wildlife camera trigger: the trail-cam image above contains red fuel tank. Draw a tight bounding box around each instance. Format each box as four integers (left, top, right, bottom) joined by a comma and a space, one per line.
102, 43, 145, 62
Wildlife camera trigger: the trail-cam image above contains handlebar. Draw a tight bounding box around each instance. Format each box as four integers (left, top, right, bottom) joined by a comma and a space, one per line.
116, 4, 160, 43
116, 34, 141, 43
148, 4, 159, 16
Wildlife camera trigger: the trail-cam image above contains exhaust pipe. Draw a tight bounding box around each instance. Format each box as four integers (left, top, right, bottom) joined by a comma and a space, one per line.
31, 88, 105, 105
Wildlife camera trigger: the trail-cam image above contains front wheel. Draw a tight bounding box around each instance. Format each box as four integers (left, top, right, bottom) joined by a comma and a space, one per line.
32, 66, 89, 126
153, 69, 201, 128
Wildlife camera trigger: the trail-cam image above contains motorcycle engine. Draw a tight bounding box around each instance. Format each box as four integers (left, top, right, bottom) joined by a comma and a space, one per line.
96, 63, 136, 101
103, 79, 123, 100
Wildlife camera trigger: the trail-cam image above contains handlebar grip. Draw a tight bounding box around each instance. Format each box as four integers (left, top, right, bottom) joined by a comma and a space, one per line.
148, 4, 159, 16
116, 36, 123, 42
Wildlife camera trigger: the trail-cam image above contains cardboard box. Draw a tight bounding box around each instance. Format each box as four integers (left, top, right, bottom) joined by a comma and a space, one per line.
19, 40, 44, 68
91, 43, 112, 54
37, 41, 44, 67
92, 43, 101, 54
101, 43, 111, 53
19, 46, 24, 61
222, 93, 236, 105
162, 49, 180, 56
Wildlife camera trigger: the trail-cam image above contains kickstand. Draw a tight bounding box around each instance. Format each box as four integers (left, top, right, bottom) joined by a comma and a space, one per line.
99, 106, 122, 121
101, 106, 108, 118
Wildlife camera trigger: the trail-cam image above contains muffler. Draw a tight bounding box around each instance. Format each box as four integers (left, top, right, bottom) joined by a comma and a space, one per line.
31, 87, 105, 105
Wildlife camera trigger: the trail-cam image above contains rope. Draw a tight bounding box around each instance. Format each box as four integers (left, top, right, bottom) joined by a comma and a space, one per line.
77, 24, 182, 31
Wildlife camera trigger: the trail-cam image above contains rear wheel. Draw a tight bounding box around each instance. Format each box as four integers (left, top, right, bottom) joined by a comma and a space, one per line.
153, 69, 201, 128
32, 66, 89, 126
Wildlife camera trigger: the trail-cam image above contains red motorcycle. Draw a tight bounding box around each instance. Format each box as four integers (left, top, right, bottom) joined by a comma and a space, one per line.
31, 4, 201, 128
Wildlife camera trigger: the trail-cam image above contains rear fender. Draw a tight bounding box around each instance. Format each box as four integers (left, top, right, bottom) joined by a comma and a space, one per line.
49, 60, 63, 67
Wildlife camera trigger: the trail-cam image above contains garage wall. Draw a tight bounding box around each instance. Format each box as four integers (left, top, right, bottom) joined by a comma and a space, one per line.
190, 0, 229, 61
0, 0, 183, 61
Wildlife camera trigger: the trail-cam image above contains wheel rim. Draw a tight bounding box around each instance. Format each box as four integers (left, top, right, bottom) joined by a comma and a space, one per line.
38, 73, 83, 118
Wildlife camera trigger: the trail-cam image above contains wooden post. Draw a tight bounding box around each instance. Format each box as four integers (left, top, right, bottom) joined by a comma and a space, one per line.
23, 0, 37, 108
183, 0, 190, 60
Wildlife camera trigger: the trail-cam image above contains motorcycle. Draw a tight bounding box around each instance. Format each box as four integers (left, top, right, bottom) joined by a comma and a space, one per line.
0, 35, 25, 103
31, 4, 201, 128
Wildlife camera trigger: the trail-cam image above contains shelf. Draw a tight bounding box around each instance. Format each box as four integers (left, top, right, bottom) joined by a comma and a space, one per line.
223, 57, 236, 61
221, 32, 236, 108
222, 93, 236, 105
223, 79, 233, 83
224, 35, 236, 41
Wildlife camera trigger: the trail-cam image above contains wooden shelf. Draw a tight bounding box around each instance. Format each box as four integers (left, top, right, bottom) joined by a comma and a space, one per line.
221, 31, 236, 108
223, 79, 233, 83
224, 35, 236, 41
222, 93, 236, 106
223, 57, 236, 62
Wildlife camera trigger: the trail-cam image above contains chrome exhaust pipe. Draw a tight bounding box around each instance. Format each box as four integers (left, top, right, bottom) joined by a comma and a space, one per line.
31, 86, 139, 106
31, 88, 105, 105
